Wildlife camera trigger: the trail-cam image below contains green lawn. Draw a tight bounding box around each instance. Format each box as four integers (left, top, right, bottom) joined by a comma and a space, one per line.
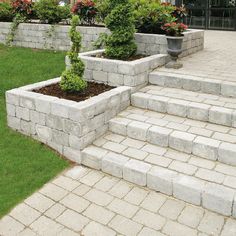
0, 44, 70, 218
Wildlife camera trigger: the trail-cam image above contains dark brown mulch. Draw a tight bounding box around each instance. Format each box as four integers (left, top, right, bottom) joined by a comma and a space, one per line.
92, 53, 147, 61
33, 82, 115, 103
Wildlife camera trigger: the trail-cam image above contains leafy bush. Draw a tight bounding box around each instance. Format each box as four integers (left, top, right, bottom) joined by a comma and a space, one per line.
71, 0, 98, 25
104, 0, 137, 60
12, 0, 34, 18
34, 0, 71, 24
0, 2, 14, 22
130, 0, 176, 34
60, 15, 87, 92
94, 0, 109, 23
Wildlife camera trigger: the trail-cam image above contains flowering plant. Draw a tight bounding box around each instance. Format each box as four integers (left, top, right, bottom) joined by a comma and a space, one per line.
172, 4, 187, 21
12, 0, 33, 18
71, 0, 97, 25
162, 22, 188, 37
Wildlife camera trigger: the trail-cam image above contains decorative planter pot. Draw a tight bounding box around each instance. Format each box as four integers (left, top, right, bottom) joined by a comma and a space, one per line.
165, 36, 184, 69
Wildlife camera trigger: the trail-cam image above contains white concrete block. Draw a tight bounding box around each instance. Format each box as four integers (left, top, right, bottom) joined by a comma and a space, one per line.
169, 131, 196, 154
123, 159, 151, 186
192, 136, 220, 161
173, 175, 205, 205
202, 183, 234, 216
81, 146, 108, 170
147, 166, 178, 195
102, 152, 129, 178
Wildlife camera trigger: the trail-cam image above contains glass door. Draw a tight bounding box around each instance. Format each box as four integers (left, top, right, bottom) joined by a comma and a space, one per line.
179, 0, 236, 30
208, 0, 236, 30
181, 0, 207, 29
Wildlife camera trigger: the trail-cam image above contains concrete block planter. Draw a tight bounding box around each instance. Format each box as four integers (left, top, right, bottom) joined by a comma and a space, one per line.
69, 49, 168, 90
5, 78, 131, 163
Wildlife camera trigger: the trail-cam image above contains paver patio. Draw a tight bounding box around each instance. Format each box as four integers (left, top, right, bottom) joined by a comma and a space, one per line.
1, 165, 236, 236
158, 30, 236, 82
2, 30, 236, 236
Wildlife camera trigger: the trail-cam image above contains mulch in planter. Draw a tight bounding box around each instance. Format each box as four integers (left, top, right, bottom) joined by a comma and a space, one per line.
92, 53, 147, 61
33, 82, 115, 103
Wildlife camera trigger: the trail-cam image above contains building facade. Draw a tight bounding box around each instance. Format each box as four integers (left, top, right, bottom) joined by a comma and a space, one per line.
165, 0, 236, 31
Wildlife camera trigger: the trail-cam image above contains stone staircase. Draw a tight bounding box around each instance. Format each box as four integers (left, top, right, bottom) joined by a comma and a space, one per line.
81, 71, 236, 218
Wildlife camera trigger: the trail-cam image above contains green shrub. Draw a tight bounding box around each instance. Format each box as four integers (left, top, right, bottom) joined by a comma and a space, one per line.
34, 0, 71, 24
60, 15, 87, 92
94, 0, 110, 23
130, 0, 176, 34
0, 2, 14, 22
60, 69, 87, 92
104, 0, 137, 60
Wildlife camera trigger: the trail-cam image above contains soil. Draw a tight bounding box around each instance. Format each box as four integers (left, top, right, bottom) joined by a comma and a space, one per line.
33, 81, 115, 103
92, 53, 147, 61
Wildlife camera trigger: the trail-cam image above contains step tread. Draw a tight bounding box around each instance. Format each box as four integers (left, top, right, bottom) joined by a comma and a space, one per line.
116, 106, 236, 144
138, 85, 236, 109
108, 107, 236, 167
131, 87, 236, 127
90, 132, 236, 190
81, 133, 236, 217
149, 70, 236, 98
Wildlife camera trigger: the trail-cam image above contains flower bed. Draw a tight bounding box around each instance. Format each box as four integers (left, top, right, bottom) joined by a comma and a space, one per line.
74, 49, 167, 89
0, 22, 204, 56
6, 78, 131, 163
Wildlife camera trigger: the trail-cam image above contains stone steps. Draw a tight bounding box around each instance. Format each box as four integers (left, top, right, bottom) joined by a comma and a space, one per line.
81, 132, 236, 218
149, 71, 236, 98
131, 86, 236, 127
108, 108, 236, 167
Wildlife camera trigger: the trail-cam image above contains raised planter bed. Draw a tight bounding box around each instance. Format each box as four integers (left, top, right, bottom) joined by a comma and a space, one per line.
6, 77, 131, 163
0, 22, 204, 57
67, 49, 168, 90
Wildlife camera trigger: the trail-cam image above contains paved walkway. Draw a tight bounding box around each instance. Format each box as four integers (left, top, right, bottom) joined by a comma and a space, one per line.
1, 166, 236, 236
159, 30, 236, 82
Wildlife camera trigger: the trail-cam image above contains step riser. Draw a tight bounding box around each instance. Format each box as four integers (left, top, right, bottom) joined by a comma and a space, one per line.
82, 146, 236, 218
149, 72, 236, 98
131, 93, 236, 128
109, 119, 236, 167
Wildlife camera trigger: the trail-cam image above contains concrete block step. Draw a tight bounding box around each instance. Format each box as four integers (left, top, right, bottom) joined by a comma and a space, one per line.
149, 71, 236, 98
108, 114, 236, 167
81, 135, 236, 217
131, 87, 236, 127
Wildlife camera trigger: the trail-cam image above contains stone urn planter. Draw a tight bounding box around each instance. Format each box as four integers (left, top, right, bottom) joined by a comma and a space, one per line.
165, 36, 184, 69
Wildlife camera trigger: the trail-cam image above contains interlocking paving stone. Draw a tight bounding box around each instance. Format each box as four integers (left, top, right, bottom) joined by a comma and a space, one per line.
60, 193, 90, 213
198, 212, 225, 235
9, 203, 40, 225
0, 216, 25, 236
39, 183, 68, 201
159, 199, 185, 220
56, 209, 89, 231
82, 221, 116, 236
24, 192, 55, 213
107, 198, 139, 218
30, 215, 64, 235
133, 209, 166, 230
44, 203, 66, 219
178, 205, 204, 228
